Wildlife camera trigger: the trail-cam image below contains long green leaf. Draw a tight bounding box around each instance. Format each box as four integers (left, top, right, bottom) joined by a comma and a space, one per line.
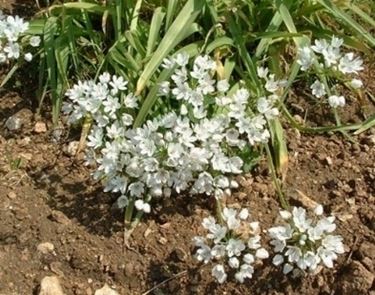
277, 3, 310, 48
47, 2, 109, 15
165, 0, 178, 30
316, 0, 375, 47
147, 7, 166, 56
133, 43, 201, 127
347, 3, 375, 28
135, 0, 204, 95
43, 16, 59, 124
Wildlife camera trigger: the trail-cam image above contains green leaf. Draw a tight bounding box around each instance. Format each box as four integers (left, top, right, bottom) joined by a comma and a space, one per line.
269, 118, 288, 181
135, 0, 204, 95
354, 114, 375, 135
26, 19, 46, 35
43, 16, 60, 124
205, 36, 234, 54
277, 3, 310, 48
316, 0, 375, 47
147, 7, 166, 56
133, 43, 200, 127
48, 2, 109, 15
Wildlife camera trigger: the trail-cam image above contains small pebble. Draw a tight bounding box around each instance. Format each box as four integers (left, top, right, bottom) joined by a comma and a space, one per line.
34, 121, 47, 133
7, 191, 16, 199
39, 276, 65, 295
94, 284, 119, 295
37, 242, 55, 255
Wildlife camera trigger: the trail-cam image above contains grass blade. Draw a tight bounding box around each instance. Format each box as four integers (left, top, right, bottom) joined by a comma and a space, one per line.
316, 0, 375, 47
135, 0, 204, 95
146, 7, 166, 56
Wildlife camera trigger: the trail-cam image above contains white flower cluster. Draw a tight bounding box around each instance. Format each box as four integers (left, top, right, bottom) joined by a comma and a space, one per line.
0, 10, 40, 63
193, 207, 269, 284
269, 205, 345, 276
297, 36, 364, 109
64, 54, 284, 212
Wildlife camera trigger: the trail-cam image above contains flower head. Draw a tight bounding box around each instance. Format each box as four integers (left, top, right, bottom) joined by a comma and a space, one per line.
269, 205, 344, 275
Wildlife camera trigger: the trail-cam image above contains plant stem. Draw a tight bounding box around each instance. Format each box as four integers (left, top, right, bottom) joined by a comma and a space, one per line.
281, 103, 362, 133
265, 144, 289, 210
215, 198, 224, 224
124, 199, 135, 228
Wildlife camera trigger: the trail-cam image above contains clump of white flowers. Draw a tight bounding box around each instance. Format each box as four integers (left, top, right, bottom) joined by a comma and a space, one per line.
193, 207, 269, 283
0, 10, 41, 63
297, 36, 364, 109
63, 53, 285, 213
268, 205, 345, 276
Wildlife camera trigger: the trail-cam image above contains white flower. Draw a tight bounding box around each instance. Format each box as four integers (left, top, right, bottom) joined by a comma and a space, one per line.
248, 235, 261, 249
257, 96, 279, 119
238, 209, 249, 220
283, 263, 293, 274
134, 199, 151, 213
109, 75, 127, 94
174, 52, 189, 67
310, 80, 326, 98
128, 182, 145, 198
292, 207, 311, 232
243, 253, 254, 264
269, 206, 344, 274
331, 36, 343, 48
350, 78, 363, 89
158, 81, 170, 96
124, 93, 138, 108
272, 254, 284, 266
279, 210, 292, 219
212, 265, 227, 284
328, 95, 345, 108
255, 248, 269, 259
29, 36, 41, 47
228, 257, 240, 269
311, 39, 329, 54
116, 195, 129, 208
235, 264, 254, 283
99, 72, 111, 84
161, 56, 175, 69
4, 42, 20, 59
297, 46, 314, 71
338, 53, 363, 74
223, 207, 240, 230
217, 79, 230, 92
226, 239, 246, 257
314, 204, 323, 216
196, 244, 212, 263
257, 66, 269, 79
194, 206, 268, 283
24, 52, 32, 62
211, 244, 226, 258
322, 46, 341, 67
285, 246, 302, 263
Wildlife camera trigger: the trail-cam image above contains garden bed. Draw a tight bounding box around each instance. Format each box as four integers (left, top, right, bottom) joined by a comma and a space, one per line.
0, 90, 374, 294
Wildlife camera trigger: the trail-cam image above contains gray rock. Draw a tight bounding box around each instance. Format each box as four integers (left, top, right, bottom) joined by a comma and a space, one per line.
5, 116, 22, 131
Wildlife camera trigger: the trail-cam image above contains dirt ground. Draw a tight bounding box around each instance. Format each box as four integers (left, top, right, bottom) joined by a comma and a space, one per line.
0, 87, 374, 295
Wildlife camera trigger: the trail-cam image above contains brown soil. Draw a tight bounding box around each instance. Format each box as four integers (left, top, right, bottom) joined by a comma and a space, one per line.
0, 86, 374, 295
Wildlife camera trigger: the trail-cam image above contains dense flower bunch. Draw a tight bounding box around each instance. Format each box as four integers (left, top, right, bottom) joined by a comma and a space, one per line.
193, 207, 269, 283
0, 10, 40, 63
64, 54, 284, 212
297, 36, 364, 109
268, 205, 345, 276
